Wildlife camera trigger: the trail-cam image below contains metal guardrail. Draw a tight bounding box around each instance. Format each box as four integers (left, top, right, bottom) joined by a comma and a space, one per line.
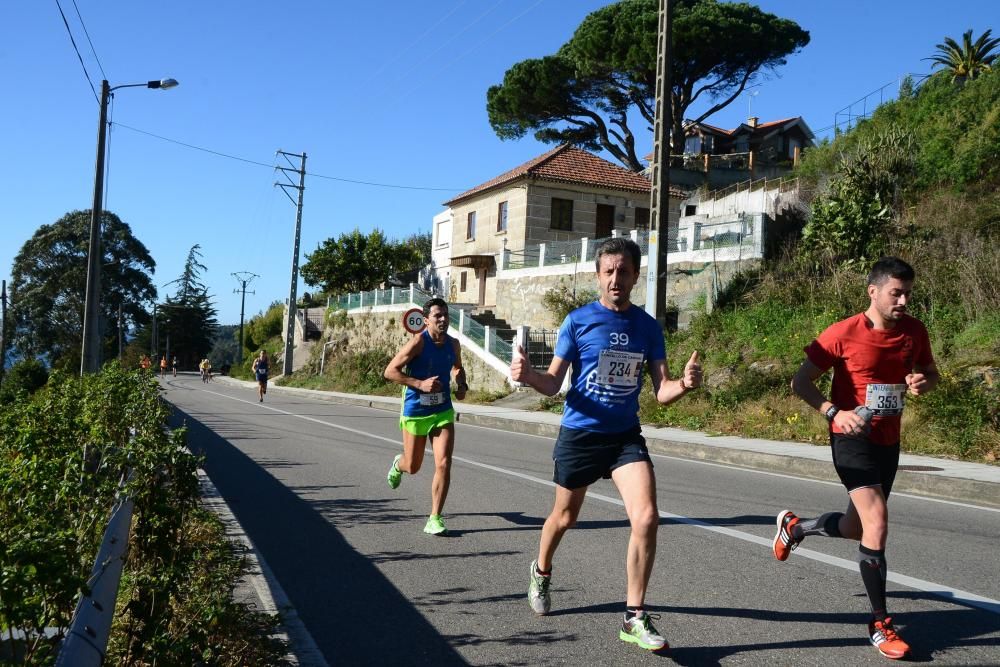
56, 473, 134, 667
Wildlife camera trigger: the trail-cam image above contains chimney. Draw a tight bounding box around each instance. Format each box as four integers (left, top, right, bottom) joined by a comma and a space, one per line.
747, 116, 759, 128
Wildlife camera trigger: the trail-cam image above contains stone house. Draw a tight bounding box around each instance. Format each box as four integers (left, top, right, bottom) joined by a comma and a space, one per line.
440, 144, 686, 308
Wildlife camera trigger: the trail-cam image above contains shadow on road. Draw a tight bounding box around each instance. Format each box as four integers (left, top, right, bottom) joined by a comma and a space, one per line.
547, 599, 998, 665
172, 405, 469, 666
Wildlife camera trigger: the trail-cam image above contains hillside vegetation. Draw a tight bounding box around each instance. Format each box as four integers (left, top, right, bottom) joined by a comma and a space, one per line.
648, 69, 1000, 461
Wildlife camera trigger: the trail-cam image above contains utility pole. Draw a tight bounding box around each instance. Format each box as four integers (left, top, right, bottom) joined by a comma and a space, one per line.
231, 272, 258, 364
117, 304, 123, 360
81, 81, 111, 376
0, 280, 8, 387
151, 304, 158, 358
275, 150, 307, 377
645, 0, 674, 324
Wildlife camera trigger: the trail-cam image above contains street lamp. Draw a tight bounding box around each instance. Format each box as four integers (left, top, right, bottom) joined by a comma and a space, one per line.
81, 78, 179, 375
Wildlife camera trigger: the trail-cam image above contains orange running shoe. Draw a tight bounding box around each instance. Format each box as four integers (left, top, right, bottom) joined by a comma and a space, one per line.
869, 617, 911, 659
772, 510, 801, 561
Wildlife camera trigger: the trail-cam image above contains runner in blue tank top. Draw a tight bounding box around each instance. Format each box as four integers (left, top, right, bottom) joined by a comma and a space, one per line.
384, 297, 468, 535
252, 350, 270, 402
511, 238, 703, 652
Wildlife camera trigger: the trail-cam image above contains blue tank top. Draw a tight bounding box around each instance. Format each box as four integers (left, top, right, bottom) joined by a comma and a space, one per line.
555, 301, 666, 433
402, 330, 456, 417
255, 358, 269, 376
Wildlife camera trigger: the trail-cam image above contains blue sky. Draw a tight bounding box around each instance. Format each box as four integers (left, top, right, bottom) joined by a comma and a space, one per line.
3, 1, 997, 325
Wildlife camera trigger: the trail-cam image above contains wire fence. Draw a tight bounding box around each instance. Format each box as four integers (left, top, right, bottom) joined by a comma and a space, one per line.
541, 239, 582, 267
693, 216, 755, 251
507, 247, 540, 270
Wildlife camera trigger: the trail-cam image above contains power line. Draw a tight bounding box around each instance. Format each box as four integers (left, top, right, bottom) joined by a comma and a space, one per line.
70, 0, 108, 81
369, 0, 468, 81
112, 121, 464, 192
387, 0, 506, 92
54, 0, 99, 104
397, 0, 546, 100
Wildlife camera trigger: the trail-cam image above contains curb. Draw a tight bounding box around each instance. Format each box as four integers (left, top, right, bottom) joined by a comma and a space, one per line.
214, 376, 1000, 509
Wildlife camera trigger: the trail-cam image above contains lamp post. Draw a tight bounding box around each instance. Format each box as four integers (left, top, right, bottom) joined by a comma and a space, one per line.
81, 78, 178, 375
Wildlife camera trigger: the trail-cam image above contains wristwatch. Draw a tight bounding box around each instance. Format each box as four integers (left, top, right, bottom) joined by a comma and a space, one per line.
824, 404, 840, 423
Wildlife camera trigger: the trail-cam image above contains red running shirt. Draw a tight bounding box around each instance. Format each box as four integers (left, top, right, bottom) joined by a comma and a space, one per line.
805, 313, 934, 445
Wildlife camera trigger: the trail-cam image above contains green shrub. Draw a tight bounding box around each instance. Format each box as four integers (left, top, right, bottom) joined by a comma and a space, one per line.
542, 280, 598, 325
0, 363, 287, 664
0, 358, 49, 404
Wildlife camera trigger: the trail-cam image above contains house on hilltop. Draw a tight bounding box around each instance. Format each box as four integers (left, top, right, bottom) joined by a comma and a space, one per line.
682, 116, 816, 174
439, 144, 686, 307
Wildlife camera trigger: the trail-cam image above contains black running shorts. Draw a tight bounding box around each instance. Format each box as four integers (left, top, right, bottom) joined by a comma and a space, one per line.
552, 425, 652, 490
831, 433, 900, 496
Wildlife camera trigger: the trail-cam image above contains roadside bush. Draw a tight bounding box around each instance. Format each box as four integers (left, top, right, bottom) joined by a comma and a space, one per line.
0, 363, 287, 665
243, 301, 284, 353
0, 358, 49, 404
542, 281, 598, 325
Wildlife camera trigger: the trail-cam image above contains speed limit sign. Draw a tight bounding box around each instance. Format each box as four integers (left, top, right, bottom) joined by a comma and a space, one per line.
402, 308, 425, 334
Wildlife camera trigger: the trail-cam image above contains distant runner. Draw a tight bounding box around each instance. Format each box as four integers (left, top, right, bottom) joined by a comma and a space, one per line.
172, 356, 178, 377
159, 355, 168, 379
774, 256, 939, 660
511, 238, 702, 652
252, 350, 270, 402
383, 297, 468, 536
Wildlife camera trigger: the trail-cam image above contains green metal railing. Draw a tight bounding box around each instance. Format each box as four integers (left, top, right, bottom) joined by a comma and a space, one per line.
330, 286, 513, 368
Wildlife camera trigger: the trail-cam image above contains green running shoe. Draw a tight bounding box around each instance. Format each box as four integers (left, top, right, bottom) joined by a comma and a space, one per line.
620, 612, 668, 651
423, 514, 447, 535
527, 560, 551, 615
387, 454, 403, 490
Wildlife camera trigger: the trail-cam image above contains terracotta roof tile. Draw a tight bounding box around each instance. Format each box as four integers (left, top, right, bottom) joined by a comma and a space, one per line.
444, 145, 678, 206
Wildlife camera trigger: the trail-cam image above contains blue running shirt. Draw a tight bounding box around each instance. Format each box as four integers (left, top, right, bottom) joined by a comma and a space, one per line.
555, 301, 666, 433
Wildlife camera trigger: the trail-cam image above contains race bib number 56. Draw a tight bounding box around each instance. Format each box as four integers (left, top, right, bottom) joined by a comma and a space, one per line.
865, 383, 906, 416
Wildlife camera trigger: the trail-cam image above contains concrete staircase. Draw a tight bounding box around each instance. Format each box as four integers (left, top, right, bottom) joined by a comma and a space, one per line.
470, 309, 516, 344
300, 307, 324, 341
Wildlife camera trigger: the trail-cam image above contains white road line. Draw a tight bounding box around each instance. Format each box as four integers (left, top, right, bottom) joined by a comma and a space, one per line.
188, 385, 1000, 616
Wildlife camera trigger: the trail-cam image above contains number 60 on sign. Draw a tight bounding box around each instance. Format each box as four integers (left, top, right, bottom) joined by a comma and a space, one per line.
402, 308, 425, 334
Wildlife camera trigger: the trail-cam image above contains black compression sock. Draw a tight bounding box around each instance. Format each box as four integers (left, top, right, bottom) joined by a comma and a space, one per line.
792, 512, 844, 539
625, 606, 644, 620
857, 545, 888, 621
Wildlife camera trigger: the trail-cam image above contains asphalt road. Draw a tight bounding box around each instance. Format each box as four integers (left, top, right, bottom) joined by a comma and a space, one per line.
162, 374, 1000, 666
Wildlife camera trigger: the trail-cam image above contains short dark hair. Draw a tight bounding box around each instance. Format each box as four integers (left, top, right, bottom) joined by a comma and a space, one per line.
594, 237, 641, 273
422, 297, 448, 316
868, 256, 915, 287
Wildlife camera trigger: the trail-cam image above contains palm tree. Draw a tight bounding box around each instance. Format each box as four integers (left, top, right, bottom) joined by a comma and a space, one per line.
924, 29, 1000, 83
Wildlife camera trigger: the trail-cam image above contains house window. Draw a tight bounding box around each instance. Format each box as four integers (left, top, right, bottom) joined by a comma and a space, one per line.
550, 198, 573, 231
466, 211, 476, 240
684, 136, 702, 154
684, 204, 697, 216
497, 201, 508, 232
635, 207, 650, 230
460, 271, 467, 292
703, 135, 714, 154
436, 221, 449, 247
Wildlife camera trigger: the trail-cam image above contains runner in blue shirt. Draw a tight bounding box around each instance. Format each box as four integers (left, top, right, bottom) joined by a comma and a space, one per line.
511, 237, 702, 652
384, 297, 468, 535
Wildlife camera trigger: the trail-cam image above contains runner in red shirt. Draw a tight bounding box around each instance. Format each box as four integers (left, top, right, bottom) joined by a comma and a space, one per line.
773, 257, 939, 660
